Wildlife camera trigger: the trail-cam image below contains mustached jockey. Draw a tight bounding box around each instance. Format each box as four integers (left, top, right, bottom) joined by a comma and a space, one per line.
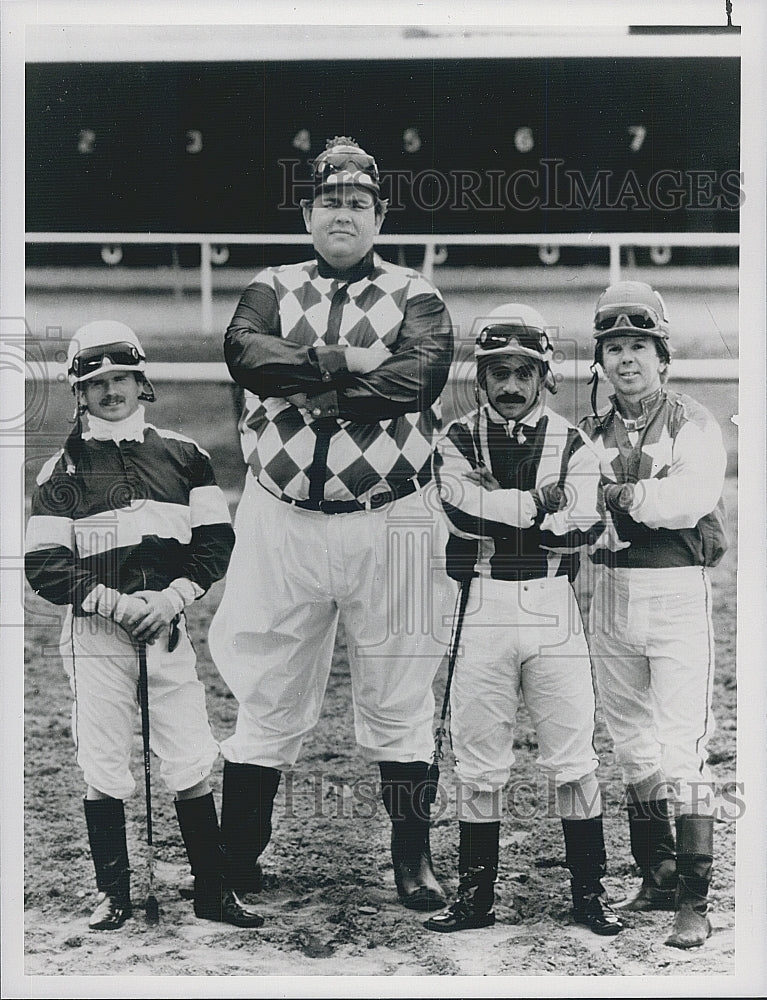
427, 303, 623, 937
24, 321, 261, 931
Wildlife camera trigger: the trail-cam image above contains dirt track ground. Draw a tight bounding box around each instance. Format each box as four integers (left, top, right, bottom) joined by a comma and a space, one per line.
20, 478, 740, 990
11, 266, 763, 996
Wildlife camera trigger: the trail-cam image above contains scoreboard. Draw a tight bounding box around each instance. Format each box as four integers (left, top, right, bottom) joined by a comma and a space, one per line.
26, 56, 740, 266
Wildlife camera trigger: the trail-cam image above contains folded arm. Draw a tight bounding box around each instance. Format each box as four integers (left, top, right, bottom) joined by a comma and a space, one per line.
433, 423, 537, 538
538, 431, 605, 550
628, 417, 727, 530
224, 276, 453, 423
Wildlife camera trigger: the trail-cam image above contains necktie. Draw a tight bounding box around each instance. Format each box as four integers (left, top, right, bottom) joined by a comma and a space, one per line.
307, 282, 349, 502
324, 282, 348, 345
509, 423, 526, 445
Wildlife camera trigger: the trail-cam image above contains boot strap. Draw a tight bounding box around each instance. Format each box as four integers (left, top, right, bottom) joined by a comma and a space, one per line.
676, 873, 710, 901
461, 864, 498, 889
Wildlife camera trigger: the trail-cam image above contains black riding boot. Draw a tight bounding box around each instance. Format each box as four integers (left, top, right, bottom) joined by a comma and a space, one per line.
379, 761, 447, 912
220, 761, 281, 894
174, 793, 264, 928
665, 813, 714, 949
562, 815, 623, 936
84, 798, 132, 930
424, 820, 499, 932
616, 798, 677, 911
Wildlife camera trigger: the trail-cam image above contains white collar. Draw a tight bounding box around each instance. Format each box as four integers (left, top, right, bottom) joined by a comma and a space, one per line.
484, 398, 545, 436
83, 405, 147, 443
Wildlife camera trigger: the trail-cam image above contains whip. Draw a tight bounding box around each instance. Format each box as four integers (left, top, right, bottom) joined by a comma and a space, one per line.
137, 640, 160, 924
430, 576, 473, 786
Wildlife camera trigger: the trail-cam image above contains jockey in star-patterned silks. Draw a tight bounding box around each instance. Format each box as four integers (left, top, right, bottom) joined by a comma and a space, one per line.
579, 280, 728, 950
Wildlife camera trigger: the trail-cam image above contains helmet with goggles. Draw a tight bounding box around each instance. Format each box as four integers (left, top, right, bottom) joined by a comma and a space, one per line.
593, 280, 670, 342
67, 321, 155, 400
588, 281, 672, 424
592, 280, 671, 377
473, 304, 553, 362
310, 136, 381, 197
473, 303, 557, 393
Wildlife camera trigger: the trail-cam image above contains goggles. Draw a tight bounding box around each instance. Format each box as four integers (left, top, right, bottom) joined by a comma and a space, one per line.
476, 324, 551, 357
313, 150, 380, 192
594, 304, 664, 334
70, 341, 144, 380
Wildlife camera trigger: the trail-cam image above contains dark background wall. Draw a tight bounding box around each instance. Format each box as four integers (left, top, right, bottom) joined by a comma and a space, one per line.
26, 58, 740, 266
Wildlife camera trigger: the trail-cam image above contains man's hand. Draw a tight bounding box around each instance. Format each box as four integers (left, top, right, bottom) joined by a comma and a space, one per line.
285, 392, 310, 411
464, 466, 501, 491
345, 342, 392, 375
603, 482, 635, 513
121, 590, 177, 644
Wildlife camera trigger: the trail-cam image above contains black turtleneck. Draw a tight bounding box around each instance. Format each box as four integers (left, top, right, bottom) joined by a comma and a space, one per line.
315, 249, 376, 284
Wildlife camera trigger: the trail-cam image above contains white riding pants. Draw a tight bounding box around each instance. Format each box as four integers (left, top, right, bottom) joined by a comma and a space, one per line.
59, 610, 219, 800
450, 574, 600, 819
588, 564, 716, 814
208, 477, 456, 770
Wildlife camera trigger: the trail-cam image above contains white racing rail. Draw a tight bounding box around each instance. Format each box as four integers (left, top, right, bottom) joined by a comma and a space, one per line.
29, 359, 738, 385
25, 231, 739, 339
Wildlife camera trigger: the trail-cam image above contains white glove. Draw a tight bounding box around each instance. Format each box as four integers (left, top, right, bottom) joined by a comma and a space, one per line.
345, 342, 392, 375
123, 590, 178, 644
113, 594, 149, 631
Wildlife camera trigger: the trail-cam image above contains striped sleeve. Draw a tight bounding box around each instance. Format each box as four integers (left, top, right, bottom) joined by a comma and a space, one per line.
25, 464, 98, 608
25, 513, 74, 553
189, 484, 232, 527
434, 420, 536, 538
174, 442, 235, 592
538, 428, 605, 551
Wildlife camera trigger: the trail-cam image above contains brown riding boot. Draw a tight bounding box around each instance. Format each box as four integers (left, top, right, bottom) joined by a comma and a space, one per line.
220, 761, 281, 894
380, 761, 447, 912
175, 792, 265, 928
665, 814, 714, 949
562, 816, 624, 936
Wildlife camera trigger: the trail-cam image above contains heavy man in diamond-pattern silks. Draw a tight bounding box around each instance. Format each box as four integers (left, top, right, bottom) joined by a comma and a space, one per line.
208, 137, 456, 913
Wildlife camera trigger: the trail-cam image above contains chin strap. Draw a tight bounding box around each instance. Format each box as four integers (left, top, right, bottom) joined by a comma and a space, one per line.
63, 404, 85, 475
588, 362, 608, 431
138, 375, 156, 402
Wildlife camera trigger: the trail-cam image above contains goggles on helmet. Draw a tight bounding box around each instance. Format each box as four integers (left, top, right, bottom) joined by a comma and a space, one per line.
313, 149, 380, 194
593, 303, 666, 336
475, 324, 551, 359
69, 341, 144, 381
